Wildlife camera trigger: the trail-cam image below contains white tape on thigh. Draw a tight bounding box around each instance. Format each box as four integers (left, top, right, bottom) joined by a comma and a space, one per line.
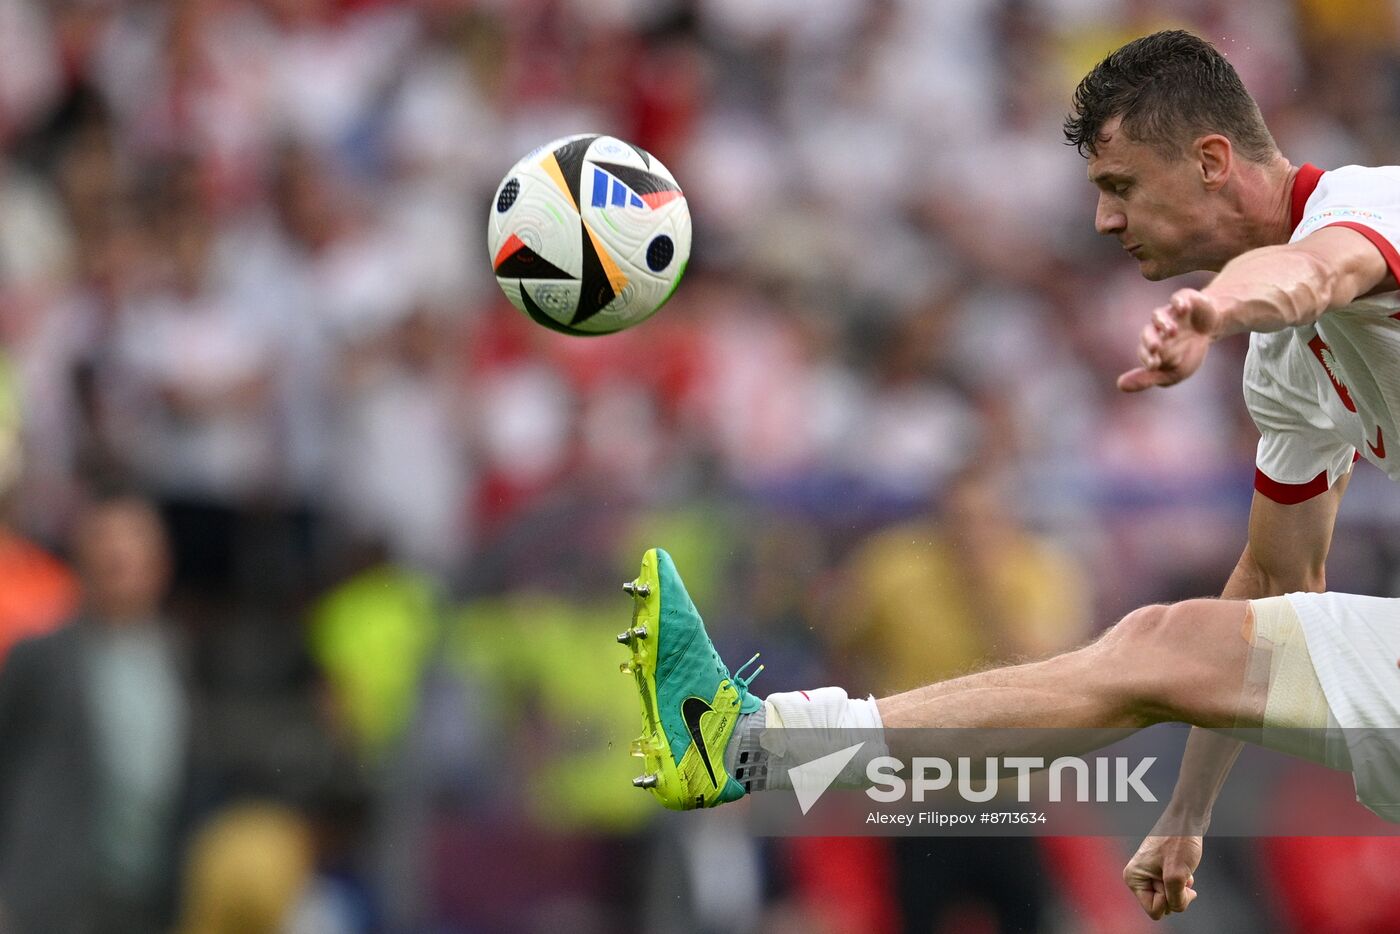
1250, 596, 1349, 770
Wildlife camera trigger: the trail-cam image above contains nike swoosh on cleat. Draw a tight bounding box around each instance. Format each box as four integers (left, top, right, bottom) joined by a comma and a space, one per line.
682, 696, 719, 788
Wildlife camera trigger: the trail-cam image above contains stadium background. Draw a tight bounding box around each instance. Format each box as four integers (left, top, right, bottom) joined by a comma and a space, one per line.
0, 0, 1398, 931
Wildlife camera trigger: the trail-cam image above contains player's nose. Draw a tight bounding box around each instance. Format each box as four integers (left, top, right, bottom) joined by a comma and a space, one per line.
1095, 195, 1126, 236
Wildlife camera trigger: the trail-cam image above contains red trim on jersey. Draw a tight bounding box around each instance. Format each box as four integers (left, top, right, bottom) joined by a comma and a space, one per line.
1323, 220, 1400, 294
1255, 467, 1332, 504
1290, 163, 1325, 230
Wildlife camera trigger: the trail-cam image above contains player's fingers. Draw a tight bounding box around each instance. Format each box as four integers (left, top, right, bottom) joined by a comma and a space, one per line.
1170, 288, 1203, 318
1152, 880, 1171, 919
1140, 326, 1163, 366
1175, 288, 1220, 333
1118, 368, 1147, 391
1118, 367, 1171, 392
1153, 307, 1178, 337
1130, 882, 1166, 920
1160, 887, 1197, 916
1150, 336, 1185, 373
1165, 872, 1194, 912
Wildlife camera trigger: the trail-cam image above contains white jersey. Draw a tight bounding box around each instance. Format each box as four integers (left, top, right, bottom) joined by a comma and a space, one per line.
1244, 164, 1400, 502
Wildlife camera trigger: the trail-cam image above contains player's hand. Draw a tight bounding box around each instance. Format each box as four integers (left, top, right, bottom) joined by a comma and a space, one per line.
1123, 834, 1203, 920
1117, 288, 1222, 392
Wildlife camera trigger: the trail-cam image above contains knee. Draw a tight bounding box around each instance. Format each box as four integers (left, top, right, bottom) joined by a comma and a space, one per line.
1101, 603, 1173, 658
1094, 603, 1180, 722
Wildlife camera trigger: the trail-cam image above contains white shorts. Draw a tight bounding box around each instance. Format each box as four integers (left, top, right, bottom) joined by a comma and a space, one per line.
1286, 591, 1400, 820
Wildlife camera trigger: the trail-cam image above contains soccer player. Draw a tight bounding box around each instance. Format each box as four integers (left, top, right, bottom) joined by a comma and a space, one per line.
619, 29, 1400, 921
1076, 28, 1400, 921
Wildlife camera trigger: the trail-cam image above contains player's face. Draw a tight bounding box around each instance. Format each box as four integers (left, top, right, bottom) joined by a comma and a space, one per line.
1086, 117, 1220, 280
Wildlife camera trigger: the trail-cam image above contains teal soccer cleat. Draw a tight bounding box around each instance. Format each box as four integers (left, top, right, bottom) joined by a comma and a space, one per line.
616, 548, 764, 809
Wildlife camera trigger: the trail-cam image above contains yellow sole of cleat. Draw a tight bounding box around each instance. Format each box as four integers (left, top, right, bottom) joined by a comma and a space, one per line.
620, 549, 686, 808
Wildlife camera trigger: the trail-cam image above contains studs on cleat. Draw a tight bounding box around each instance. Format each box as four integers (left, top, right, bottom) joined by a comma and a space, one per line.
618, 573, 659, 794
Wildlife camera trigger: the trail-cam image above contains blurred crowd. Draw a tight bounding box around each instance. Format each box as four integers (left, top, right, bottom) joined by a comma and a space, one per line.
4, 0, 1400, 931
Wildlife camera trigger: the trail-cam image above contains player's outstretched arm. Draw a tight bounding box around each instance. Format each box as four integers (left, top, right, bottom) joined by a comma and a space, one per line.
1124, 482, 1348, 920
1119, 225, 1392, 392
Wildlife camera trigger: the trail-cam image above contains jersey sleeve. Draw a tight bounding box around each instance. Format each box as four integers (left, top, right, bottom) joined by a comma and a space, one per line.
1243, 333, 1356, 504
1293, 165, 1400, 286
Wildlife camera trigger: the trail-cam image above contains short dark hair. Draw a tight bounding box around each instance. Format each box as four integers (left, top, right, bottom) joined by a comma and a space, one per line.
1064, 30, 1277, 163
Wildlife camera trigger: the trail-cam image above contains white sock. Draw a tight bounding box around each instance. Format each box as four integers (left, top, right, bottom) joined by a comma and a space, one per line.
753, 687, 886, 791
764, 687, 884, 732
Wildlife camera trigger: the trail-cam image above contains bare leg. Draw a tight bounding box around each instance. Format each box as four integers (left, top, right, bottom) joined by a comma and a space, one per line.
876, 600, 1264, 739
753, 600, 1268, 790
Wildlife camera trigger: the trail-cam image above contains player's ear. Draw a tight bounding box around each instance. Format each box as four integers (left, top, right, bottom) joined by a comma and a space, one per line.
1196, 134, 1232, 191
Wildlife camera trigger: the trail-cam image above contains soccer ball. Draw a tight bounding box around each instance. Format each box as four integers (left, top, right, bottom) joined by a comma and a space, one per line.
488, 134, 691, 335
